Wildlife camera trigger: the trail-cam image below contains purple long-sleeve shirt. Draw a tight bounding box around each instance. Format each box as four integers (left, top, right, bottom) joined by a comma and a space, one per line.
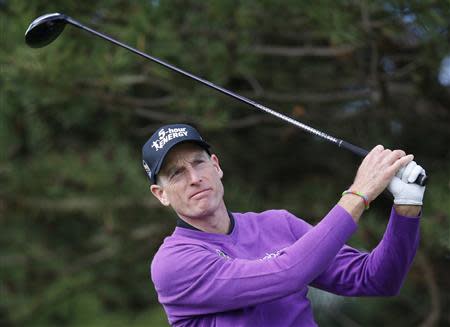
150, 205, 420, 326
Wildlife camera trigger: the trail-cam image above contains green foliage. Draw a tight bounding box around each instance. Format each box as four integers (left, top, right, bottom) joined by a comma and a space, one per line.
1, 0, 449, 326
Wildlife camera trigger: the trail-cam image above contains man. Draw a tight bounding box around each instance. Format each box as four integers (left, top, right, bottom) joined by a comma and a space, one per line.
142, 123, 426, 326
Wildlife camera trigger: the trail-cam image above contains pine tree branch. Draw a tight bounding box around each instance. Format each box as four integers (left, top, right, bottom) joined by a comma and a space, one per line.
247, 44, 356, 57
8, 196, 159, 212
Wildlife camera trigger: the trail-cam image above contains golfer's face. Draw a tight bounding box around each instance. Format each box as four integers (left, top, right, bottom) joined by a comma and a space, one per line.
156, 143, 224, 219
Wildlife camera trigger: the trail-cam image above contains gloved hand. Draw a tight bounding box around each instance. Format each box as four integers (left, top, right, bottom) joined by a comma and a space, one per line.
388, 161, 426, 205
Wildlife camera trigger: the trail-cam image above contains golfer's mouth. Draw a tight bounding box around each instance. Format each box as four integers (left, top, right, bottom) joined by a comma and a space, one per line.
190, 188, 212, 199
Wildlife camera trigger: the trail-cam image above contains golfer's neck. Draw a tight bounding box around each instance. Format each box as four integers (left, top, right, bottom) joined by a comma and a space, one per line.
181, 202, 230, 234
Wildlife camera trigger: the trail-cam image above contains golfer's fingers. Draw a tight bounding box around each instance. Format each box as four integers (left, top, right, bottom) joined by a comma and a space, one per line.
381, 149, 406, 166
389, 154, 414, 176
396, 166, 406, 178
401, 161, 416, 182
367, 145, 384, 158
363, 145, 385, 165
408, 164, 424, 183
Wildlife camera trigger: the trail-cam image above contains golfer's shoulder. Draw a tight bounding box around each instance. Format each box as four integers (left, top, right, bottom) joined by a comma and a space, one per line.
153, 234, 208, 260
150, 236, 219, 288
235, 209, 310, 238
234, 209, 299, 224
151, 236, 212, 270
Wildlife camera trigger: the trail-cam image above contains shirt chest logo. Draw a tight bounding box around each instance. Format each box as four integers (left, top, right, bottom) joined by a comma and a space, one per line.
215, 249, 282, 261
259, 250, 282, 261
215, 249, 231, 260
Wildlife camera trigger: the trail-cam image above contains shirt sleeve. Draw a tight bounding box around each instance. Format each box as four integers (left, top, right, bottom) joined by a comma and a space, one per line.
151, 205, 357, 316
309, 206, 420, 296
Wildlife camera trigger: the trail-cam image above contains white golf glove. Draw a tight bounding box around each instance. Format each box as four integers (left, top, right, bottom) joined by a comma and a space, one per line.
388, 161, 426, 205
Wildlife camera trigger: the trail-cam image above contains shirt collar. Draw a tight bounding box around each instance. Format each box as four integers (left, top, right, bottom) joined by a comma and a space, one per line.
176, 211, 235, 235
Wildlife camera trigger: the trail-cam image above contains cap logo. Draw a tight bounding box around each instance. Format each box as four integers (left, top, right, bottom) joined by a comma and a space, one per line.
142, 160, 152, 179
151, 127, 188, 151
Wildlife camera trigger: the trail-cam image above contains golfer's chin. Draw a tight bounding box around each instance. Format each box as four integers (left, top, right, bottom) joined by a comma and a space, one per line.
187, 204, 215, 219
181, 198, 221, 220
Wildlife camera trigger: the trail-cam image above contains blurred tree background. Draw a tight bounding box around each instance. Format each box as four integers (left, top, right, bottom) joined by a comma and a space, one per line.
1, 0, 449, 326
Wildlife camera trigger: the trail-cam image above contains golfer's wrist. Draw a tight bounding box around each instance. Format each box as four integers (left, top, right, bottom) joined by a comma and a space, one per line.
338, 194, 366, 223
393, 204, 421, 217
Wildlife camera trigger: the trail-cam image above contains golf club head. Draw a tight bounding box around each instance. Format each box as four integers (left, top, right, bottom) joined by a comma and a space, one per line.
25, 13, 68, 48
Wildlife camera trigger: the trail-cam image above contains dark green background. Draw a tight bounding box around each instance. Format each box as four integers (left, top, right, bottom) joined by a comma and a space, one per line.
1, 1, 449, 326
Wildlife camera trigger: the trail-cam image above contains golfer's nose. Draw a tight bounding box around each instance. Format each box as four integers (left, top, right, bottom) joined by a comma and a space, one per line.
187, 166, 202, 184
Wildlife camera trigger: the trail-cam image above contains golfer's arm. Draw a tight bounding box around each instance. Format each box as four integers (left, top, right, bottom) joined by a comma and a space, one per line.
311, 206, 420, 296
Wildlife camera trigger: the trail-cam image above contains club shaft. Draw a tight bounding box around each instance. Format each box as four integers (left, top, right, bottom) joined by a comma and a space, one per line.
66, 17, 426, 186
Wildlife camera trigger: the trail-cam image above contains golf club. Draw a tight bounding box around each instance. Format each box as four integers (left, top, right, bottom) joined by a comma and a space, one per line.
25, 13, 427, 186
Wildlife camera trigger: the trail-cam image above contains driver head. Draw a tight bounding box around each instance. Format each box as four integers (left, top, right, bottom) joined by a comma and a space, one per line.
25, 13, 68, 48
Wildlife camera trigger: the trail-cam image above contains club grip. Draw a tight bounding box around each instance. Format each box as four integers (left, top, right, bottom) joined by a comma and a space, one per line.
339, 141, 428, 186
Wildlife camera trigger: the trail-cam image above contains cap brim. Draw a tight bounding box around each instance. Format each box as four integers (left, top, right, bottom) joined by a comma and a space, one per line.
152, 139, 210, 183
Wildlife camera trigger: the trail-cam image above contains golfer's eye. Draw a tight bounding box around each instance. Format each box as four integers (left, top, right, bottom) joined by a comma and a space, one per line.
170, 168, 182, 179
193, 159, 205, 166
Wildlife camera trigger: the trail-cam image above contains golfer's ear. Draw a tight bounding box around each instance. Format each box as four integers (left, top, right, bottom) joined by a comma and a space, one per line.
150, 184, 170, 206
211, 154, 223, 178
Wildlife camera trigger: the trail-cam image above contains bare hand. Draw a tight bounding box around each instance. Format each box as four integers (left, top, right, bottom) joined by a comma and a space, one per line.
350, 145, 413, 203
